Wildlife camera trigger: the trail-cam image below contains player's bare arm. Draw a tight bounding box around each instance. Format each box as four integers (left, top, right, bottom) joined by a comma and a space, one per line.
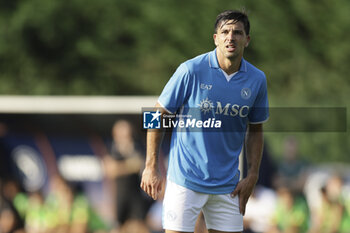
140, 102, 167, 200
232, 123, 264, 215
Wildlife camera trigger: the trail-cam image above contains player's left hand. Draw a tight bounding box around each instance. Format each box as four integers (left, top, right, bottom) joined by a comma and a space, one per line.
231, 174, 258, 215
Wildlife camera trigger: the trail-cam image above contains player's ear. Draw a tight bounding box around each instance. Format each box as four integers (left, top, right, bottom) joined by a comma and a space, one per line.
213, 34, 218, 46
245, 35, 251, 47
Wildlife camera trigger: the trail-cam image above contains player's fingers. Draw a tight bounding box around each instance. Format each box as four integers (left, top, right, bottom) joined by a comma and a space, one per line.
155, 180, 162, 199
140, 181, 145, 192
148, 186, 153, 199
240, 194, 249, 216
141, 182, 147, 193
151, 186, 155, 200
239, 195, 245, 215
141, 180, 148, 193
141, 181, 152, 198
157, 181, 163, 193
231, 183, 241, 197
151, 183, 159, 200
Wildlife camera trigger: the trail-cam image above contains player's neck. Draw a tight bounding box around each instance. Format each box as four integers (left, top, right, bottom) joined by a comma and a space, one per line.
217, 55, 242, 75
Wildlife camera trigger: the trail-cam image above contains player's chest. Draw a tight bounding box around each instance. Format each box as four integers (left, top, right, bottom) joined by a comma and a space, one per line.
189, 71, 257, 110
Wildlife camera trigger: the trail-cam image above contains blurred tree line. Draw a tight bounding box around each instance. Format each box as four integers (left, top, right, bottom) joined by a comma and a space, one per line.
0, 0, 349, 161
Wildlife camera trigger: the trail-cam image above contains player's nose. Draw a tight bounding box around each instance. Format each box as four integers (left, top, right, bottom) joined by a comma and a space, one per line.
227, 31, 235, 40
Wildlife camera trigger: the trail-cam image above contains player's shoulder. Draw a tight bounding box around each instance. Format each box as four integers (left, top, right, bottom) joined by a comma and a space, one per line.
182, 51, 211, 73
244, 59, 266, 81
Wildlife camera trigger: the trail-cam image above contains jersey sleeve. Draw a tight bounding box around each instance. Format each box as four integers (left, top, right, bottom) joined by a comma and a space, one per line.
158, 63, 192, 114
248, 76, 269, 124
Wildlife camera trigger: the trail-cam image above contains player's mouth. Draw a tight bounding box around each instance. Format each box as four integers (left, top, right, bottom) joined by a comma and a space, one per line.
226, 44, 236, 52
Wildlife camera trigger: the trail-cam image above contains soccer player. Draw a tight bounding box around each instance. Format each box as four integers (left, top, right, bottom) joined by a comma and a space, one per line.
141, 10, 269, 233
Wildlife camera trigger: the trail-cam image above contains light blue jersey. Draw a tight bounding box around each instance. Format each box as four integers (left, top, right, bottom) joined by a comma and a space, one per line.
158, 49, 269, 194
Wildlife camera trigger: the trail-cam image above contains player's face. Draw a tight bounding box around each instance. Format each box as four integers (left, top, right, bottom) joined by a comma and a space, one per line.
213, 20, 250, 61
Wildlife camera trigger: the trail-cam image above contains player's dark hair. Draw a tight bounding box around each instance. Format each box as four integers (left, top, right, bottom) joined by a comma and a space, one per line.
214, 10, 250, 35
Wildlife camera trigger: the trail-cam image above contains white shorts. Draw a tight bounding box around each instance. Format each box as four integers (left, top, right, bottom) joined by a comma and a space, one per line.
162, 179, 243, 232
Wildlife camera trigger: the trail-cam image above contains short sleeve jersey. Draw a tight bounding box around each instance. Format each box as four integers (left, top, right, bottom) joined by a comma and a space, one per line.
158, 49, 269, 194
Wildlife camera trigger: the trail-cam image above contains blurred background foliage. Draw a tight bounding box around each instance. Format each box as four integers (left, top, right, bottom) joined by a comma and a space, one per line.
0, 0, 349, 161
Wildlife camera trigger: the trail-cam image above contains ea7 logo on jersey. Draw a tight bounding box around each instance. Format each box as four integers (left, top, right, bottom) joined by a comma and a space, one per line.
200, 83, 212, 90
143, 110, 161, 129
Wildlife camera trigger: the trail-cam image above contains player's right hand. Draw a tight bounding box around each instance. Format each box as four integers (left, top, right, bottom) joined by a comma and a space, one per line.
140, 167, 163, 200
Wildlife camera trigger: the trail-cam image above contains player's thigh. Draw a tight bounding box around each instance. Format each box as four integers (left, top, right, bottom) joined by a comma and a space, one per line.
203, 194, 243, 232
208, 230, 241, 233
163, 180, 208, 232
165, 230, 193, 233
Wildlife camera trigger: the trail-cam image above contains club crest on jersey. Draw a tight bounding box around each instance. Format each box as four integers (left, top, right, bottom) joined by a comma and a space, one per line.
241, 88, 251, 99
198, 98, 214, 114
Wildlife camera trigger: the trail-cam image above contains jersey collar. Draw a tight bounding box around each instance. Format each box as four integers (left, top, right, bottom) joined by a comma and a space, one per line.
209, 49, 247, 73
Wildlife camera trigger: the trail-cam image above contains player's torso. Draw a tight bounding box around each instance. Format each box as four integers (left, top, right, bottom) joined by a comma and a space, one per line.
184, 66, 259, 125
